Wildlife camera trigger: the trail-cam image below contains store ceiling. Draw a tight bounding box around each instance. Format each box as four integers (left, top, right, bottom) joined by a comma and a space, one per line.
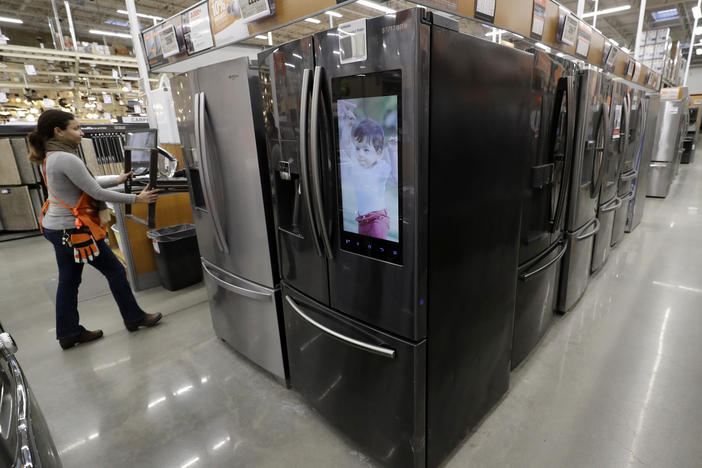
1, 0, 702, 65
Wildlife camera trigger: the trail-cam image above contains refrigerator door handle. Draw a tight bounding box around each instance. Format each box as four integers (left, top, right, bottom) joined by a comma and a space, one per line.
202, 259, 273, 302
299, 67, 323, 257
575, 217, 601, 240
519, 241, 568, 282
650, 162, 668, 168
310, 65, 334, 259
592, 102, 610, 198
285, 295, 396, 359
550, 75, 575, 233
197, 92, 229, 254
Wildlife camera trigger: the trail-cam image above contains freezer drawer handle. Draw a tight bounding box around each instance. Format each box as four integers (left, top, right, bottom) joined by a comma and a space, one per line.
519, 241, 568, 282
650, 162, 668, 168
202, 261, 272, 302
620, 170, 637, 181
600, 197, 623, 213
575, 217, 601, 241
285, 296, 396, 359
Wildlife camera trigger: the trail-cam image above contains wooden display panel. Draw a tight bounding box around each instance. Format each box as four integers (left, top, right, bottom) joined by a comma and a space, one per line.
161, 144, 186, 170
124, 193, 194, 276
248, 0, 338, 34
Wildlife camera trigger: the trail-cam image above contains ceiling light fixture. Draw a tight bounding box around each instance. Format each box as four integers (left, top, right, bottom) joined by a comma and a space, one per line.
697, 48, 702, 55
651, 8, 679, 22
116, 9, 163, 22
325, 11, 343, 18
694, 6, 702, 20
535, 42, 552, 53
0, 16, 23, 24
582, 5, 631, 18
89, 29, 132, 39
305, 18, 321, 24
356, 0, 396, 14
255, 35, 268, 40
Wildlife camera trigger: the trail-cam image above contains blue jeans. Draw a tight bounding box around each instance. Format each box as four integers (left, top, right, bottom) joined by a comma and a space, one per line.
44, 228, 145, 340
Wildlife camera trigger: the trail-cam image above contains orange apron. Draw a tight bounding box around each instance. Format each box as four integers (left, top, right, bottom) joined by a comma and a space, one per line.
40, 151, 106, 262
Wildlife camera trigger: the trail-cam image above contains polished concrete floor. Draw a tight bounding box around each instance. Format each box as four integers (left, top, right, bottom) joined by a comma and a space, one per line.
1, 159, 702, 468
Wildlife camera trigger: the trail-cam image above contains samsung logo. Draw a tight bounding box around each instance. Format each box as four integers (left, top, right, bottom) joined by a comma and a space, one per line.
382, 24, 407, 34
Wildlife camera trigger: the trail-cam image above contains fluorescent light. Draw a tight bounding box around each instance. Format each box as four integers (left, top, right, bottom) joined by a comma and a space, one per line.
582, 5, 631, 18
651, 8, 678, 22
697, 48, 702, 56
694, 6, 702, 19
255, 35, 268, 40
611, 39, 619, 46
356, 0, 396, 14
556, 52, 565, 57
305, 18, 321, 24
116, 9, 163, 21
485, 28, 506, 37
535, 42, 552, 53
325, 11, 343, 18
0, 16, 23, 24
622, 47, 630, 53
90, 29, 132, 39
696, 26, 702, 35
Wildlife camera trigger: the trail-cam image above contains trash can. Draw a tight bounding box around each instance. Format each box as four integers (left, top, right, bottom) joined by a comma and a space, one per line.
146, 224, 202, 291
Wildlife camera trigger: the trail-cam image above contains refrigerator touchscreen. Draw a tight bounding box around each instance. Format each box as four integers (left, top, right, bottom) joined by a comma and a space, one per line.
333, 71, 402, 264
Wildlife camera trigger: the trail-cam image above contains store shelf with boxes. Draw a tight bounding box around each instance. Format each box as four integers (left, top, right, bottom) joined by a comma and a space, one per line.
0, 43, 160, 124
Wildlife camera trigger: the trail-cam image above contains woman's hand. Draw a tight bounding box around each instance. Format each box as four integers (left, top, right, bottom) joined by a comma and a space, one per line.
117, 171, 133, 185
135, 184, 160, 204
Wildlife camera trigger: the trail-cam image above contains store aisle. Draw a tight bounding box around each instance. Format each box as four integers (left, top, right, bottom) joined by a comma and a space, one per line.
1, 157, 701, 468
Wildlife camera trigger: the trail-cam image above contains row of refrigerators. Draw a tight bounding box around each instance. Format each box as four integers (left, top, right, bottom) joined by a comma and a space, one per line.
166, 8, 692, 468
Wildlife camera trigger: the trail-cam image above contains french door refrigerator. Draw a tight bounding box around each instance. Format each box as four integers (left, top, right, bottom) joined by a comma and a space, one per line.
511, 51, 575, 368
647, 97, 685, 198
591, 79, 624, 274
258, 9, 531, 468
170, 57, 287, 382
611, 86, 646, 246
557, 68, 608, 313
626, 92, 660, 231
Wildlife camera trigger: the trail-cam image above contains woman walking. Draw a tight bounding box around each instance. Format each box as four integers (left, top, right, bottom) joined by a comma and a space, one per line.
29, 110, 163, 350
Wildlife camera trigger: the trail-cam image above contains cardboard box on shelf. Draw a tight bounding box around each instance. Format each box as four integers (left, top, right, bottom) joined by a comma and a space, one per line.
644, 45, 655, 60
646, 30, 658, 44
656, 28, 670, 43
654, 43, 668, 59
651, 59, 664, 73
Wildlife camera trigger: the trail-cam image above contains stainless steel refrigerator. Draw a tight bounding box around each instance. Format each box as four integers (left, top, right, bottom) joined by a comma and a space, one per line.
259, 9, 532, 468
626, 92, 660, 232
170, 57, 287, 382
591, 79, 624, 274
557, 68, 608, 312
611, 85, 646, 246
647, 97, 685, 198
511, 51, 575, 368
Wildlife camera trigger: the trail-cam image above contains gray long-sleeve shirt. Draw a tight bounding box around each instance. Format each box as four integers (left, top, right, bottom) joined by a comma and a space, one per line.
42, 151, 137, 230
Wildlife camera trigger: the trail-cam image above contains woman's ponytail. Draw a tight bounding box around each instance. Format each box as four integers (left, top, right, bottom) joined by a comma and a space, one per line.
27, 109, 75, 165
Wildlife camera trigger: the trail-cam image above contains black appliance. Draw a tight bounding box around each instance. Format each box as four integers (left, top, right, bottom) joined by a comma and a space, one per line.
557, 68, 609, 312
511, 51, 575, 368
259, 9, 532, 468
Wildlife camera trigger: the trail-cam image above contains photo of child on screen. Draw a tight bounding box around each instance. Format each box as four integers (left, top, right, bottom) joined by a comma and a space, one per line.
338, 96, 399, 243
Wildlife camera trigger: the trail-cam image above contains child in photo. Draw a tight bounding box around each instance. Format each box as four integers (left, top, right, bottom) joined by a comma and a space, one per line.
349, 118, 393, 239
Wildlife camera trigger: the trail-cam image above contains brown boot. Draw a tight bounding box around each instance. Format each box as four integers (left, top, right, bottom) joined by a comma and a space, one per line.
59, 329, 104, 350
125, 312, 163, 332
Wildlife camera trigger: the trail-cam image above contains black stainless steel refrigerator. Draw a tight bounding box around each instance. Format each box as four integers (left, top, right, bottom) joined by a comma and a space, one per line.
611, 85, 645, 246
170, 57, 287, 382
259, 9, 531, 468
557, 68, 608, 313
511, 51, 575, 368
626, 92, 660, 232
591, 79, 624, 274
